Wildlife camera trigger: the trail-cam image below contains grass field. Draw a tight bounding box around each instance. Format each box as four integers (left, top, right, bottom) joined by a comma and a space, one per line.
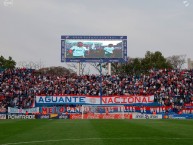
0, 119, 193, 145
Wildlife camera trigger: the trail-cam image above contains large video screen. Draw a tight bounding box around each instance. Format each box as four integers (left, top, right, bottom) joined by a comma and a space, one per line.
61, 36, 127, 63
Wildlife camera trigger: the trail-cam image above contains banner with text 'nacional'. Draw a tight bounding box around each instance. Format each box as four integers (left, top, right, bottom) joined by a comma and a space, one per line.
35, 95, 154, 106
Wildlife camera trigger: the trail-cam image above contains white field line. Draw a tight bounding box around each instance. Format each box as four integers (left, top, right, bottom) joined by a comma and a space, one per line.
1, 137, 193, 145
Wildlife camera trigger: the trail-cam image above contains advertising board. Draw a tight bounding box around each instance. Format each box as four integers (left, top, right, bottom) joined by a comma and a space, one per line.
7, 115, 35, 119
132, 114, 162, 119
36, 114, 69, 119
70, 114, 132, 119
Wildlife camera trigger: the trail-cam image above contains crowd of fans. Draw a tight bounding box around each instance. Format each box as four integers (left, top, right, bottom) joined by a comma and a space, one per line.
0, 68, 193, 111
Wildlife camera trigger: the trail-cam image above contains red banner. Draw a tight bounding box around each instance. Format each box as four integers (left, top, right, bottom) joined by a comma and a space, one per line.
124, 106, 172, 114
184, 103, 193, 108
39, 106, 171, 114
70, 114, 132, 119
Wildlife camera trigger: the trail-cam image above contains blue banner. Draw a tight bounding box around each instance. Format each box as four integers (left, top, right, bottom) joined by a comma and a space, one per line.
164, 114, 193, 119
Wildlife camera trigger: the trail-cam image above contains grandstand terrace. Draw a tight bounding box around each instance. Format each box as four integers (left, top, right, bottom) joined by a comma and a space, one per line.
0, 68, 192, 113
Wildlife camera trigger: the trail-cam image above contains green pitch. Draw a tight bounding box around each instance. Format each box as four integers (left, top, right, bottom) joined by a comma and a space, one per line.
0, 119, 193, 145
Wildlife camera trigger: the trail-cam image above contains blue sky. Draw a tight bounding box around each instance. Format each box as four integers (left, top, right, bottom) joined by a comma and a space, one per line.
0, 0, 192, 70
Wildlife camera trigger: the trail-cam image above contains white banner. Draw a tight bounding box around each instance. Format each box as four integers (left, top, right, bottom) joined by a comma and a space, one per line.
8, 107, 39, 114
36, 95, 154, 105
0, 114, 6, 119
133, 114, 162, 119
36, 96, 100, 104
7, 115, 35, 119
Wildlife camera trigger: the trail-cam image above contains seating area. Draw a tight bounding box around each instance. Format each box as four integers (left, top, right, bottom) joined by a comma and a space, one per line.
0, 68, 192, 110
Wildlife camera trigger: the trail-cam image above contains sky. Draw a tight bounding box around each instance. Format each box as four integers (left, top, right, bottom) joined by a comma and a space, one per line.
0, 0, 193, 71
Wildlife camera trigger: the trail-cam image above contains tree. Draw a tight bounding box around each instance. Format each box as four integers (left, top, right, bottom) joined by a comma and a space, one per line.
104, 51, 173, 75
67, 63, 87, 75
18, 60, 45, 69
89, 63, 108, 74
0, 55, 16, 69
111, 62, 122, 74
141, 51, 173, 71
36, 66, 75, 76
89, 63, 101, 74
167, 55, 186, 69
0, 56, 5, 68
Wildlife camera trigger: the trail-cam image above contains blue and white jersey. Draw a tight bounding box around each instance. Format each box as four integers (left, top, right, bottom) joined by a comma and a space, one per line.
104, 47, 115, 54
70, 46, 86, 57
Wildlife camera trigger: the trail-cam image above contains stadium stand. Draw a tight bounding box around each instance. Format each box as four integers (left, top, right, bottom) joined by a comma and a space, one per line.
0, 68, 192, 113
